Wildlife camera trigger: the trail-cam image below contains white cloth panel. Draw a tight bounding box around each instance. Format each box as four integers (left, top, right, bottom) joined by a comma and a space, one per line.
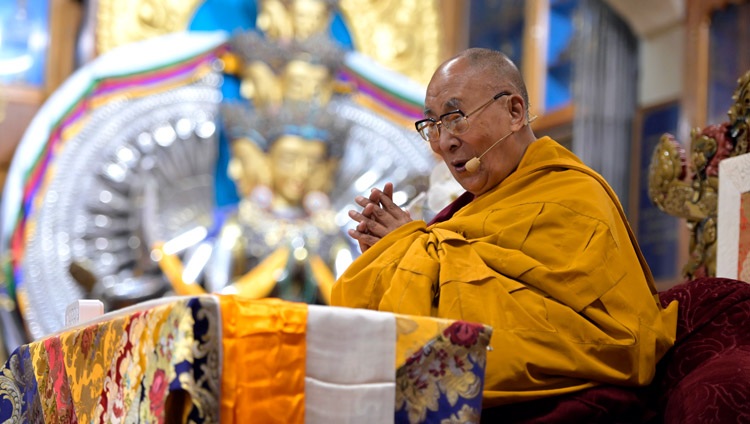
305, 305, 397, 423
306, 305, 396, 384
304, 378, 395, 424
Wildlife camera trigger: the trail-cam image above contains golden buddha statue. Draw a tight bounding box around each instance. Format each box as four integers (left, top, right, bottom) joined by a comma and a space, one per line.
256, 0, 332, 43
263, 134, 336, 211
210, 125, 353, 304
228, 0, 342, 109
157, 105, 353, 304
290, 0, 330, 39
156, 15, 353, 303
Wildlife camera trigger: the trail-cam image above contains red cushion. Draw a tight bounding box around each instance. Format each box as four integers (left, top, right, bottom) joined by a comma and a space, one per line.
656, 278, 750, 424
481, 277, 750, 423
662, 349, 750, 424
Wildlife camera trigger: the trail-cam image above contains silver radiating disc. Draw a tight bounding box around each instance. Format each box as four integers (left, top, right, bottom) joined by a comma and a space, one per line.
23, 75, 222, 339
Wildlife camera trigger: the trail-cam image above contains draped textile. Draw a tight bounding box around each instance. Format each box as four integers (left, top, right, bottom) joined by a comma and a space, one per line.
572, 0, 638, 207
0, 296, 491, 423
0, 296, 221, 423
333, 136, 678, 407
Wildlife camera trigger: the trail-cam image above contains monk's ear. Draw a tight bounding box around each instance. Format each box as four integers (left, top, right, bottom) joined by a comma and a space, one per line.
507, 94, 526, 130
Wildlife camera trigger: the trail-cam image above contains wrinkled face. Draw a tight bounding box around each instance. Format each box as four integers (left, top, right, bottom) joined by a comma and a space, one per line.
269, 135, 331, 205
423, 57, 524, 197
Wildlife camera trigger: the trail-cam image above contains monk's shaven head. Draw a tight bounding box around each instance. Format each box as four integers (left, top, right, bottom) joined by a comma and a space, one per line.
455, 48, 530, 119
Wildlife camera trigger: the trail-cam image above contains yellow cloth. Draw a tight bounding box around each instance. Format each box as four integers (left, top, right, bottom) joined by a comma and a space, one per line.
219, 296, 307, 423
332, 136, 678, 407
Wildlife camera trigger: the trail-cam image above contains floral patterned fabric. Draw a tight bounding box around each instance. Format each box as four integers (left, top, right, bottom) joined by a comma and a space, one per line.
0, 296, 491, 423
395, 318, 491, 424
0, 296, 221, 423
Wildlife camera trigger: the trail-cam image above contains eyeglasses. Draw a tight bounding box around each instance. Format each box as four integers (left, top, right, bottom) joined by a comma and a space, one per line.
415, 91, 511, 142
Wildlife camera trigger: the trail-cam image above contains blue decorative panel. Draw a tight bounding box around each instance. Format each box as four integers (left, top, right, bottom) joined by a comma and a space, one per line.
635, 102, 681, 281
0, 0, 50, 87
708, 2, 750, 125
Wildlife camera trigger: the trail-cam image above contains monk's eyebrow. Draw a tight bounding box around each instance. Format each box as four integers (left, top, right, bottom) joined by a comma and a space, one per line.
423, 97, 462, 117
445, 97, 462, 110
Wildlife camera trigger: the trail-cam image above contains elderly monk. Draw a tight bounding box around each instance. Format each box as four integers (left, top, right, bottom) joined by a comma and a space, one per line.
331, 47, 678, 407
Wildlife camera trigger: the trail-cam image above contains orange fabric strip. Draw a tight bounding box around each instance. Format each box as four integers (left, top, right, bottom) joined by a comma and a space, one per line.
219, 296, 307, 423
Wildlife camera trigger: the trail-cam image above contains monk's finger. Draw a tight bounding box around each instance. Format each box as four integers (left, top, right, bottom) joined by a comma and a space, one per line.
347, 229, 369, 253
354, 195, 374, 209
368, 189, 379, 205
377, 189, 401, 212
382, 182, 394, 199
372, 192, 412, 227
356, 221, 367, 233
348, 209, 368, 224
348, 228, 380, 251
356, 194, 409, 236
370, 184, 393, 203
368, 182, 393, 203
350, 205, 390, 237
366, 201, 399, 225
361, 213, 393, 238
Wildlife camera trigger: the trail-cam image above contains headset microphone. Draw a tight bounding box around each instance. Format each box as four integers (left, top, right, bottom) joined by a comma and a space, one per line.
464, 130, 513, 173
464, 114, 538, 173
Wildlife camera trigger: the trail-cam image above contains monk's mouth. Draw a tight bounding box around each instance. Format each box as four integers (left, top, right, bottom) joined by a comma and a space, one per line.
452, 160, 468, 172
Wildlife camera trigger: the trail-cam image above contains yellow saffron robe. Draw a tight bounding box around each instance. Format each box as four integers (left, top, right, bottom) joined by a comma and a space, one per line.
332, 136, 678, 407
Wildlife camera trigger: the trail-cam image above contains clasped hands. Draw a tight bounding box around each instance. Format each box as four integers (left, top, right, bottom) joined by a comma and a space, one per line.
348, 182, 412, 252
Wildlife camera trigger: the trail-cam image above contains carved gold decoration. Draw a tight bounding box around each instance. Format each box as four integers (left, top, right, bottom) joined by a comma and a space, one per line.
337, 0, 443, 85
728, 68, 750, 157
92, 0, 444, 86
648, 70, 750, 279
255, 0, 335, 42
95, 0, 203, 54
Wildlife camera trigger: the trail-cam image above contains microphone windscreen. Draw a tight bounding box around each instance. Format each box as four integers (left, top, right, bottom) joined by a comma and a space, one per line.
465, 157, 480, 173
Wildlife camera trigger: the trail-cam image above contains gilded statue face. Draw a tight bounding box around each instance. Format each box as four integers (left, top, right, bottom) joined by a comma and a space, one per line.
268, 134, 333, 206
283, 60, 332, 103
229, 138, 271, 197
291, 0, 329, 39
257, 0, 294, 40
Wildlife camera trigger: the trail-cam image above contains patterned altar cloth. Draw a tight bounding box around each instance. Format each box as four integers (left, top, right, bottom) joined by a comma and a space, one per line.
0, 296, 492, 423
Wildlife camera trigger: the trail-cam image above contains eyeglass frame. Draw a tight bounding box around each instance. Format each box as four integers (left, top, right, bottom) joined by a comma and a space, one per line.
414, 91, 512, 142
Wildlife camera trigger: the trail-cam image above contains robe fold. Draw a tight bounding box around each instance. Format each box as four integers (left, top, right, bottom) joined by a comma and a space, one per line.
332, 136, 678, 407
